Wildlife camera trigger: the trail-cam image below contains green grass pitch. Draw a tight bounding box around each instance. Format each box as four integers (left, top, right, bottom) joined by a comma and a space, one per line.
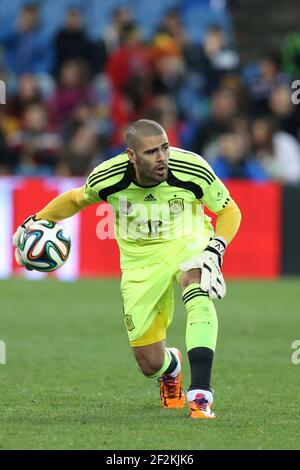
0, 278, 300, 450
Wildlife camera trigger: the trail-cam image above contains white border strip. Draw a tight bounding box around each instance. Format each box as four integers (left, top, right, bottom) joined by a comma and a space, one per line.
0, 179, 13, 278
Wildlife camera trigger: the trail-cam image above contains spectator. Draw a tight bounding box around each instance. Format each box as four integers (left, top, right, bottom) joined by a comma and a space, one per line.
251, 116, 300, 184
151, 53, 186, 100
63, 102, 110, 155
8, 74, 43, 118
191, 87, 239, 157
185, 25, 239, 95
106, 23, 152, 148
103, 6, 134, 53
212, 132, 267, 180
0, 2, 53, 77
7, 103, 61, 176
268, 85, 300, 141
54, 8, 107, 78
122, 74, 153, 118
106, 23, 151, 93
219, 74, 248, 112
63, 103, 94, 136
147, 95, 182, 147
54, 8, 90, 75
245, 52, 290, 117
110, 83, 149, 153
154, 9, 187, 53
57, 123, 99, 176
50, 60, 94, 126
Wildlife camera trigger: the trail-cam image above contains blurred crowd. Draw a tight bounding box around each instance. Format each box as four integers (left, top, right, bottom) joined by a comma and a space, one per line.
1, 2, 300, 183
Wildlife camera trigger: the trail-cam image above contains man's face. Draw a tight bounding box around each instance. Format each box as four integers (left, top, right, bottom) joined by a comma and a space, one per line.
66, 10, 82, 30
127, 133, 170, 186
20, 8, 38, 31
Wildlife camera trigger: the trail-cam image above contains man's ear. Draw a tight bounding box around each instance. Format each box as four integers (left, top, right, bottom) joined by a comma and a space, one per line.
126, 148, 135, 164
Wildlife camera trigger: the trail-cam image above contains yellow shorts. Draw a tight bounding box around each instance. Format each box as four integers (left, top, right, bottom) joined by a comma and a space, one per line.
120, 222, 214, 348
120, 259, 179, 347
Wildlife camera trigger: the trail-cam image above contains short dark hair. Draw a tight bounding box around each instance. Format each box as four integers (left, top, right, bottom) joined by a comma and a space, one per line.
126, 119, 166, 150
22, 2, 39, 12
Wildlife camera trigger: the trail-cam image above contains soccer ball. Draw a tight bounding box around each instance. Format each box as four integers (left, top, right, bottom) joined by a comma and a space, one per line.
18, 220, 71, 272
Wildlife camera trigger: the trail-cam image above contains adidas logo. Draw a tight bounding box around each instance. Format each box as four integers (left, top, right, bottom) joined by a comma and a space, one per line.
144, 194, 156, 201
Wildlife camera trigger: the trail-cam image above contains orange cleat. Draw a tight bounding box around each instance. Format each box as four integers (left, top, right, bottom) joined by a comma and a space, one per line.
158, 348, 186, 409
188, 393, 216, 419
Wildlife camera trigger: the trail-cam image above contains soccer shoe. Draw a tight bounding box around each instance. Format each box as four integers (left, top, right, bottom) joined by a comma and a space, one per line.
158, 348, 186, 409
188, 393, 216, 419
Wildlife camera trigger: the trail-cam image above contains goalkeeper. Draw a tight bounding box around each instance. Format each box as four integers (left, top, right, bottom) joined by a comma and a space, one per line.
13, 119, 241, 419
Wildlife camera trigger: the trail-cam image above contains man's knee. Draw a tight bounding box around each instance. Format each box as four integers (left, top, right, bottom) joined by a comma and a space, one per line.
181, 268, 201, 290
136, 358, 163, 377
133, 343, 165, 377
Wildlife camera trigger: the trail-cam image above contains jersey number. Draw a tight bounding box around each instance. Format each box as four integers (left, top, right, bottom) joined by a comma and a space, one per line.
147, 220, 162, 236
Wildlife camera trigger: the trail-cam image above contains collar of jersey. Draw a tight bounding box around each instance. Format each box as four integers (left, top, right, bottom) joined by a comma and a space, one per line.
129, 164, 166, 188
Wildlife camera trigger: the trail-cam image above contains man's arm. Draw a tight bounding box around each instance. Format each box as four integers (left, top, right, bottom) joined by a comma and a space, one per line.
12, 186, 93, 266
13, 152, 123, 247
36, 186, 91, 222
177, 153, 242, 299
180, 198, 241, 299
214, 199, 242, 246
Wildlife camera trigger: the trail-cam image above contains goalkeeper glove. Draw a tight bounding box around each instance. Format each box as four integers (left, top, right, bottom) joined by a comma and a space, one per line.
180, 237, 227, 300
12, 215, 37, 267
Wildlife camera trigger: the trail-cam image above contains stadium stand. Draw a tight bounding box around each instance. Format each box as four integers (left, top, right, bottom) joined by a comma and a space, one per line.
0, 0, 299, 182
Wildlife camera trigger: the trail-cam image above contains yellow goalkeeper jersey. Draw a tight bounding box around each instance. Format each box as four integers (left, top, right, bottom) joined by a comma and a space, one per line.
84, 147, 231, 270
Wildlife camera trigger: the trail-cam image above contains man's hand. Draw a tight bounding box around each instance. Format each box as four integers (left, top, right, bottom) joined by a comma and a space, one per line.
180, 237, 227, 300
12, 215, 37, 267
